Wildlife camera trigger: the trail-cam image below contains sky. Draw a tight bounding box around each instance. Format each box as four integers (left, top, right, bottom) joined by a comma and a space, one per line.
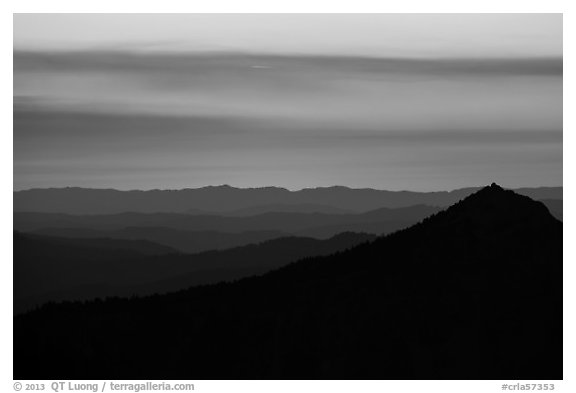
13, 14, 563, 191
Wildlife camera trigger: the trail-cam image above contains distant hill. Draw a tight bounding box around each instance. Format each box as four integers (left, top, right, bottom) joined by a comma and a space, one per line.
14, 184, 562, 379
215, 203, 355, 216
15, 205, 441, 240
13, 232, 177, 256
14, 231, 375, 314
31, 227, 289, 254
539, 199, 562, 220
13, 185, 562, 214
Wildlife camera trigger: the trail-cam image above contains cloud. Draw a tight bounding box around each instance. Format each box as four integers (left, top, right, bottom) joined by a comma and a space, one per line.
13, 51, 562, 191
14, 51, 563, 76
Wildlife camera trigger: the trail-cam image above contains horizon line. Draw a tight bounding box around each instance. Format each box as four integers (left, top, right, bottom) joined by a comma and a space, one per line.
13, 184, 564, 194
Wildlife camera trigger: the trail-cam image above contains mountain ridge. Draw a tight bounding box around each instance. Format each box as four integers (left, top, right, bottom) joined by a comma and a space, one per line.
14, 230, 375, 314
14, 184, 562, 379
14, 205, 443, 240
14, 185, 562, 214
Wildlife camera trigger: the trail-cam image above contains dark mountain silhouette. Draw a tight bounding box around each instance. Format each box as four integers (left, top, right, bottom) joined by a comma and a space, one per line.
13, 185, 562, 214
13, 184, 562, 379
31, 227, 288, 254
15, 205, 441, 241
14, 231, 374, 314
14, 231, 178, 255
539, 199, 562, 220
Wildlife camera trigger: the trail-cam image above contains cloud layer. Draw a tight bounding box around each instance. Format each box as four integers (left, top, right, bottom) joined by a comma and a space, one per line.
14, 51, 562, 191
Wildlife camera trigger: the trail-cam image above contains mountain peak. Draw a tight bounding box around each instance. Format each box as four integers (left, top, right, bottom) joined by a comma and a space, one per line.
427, 182, 557, 229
